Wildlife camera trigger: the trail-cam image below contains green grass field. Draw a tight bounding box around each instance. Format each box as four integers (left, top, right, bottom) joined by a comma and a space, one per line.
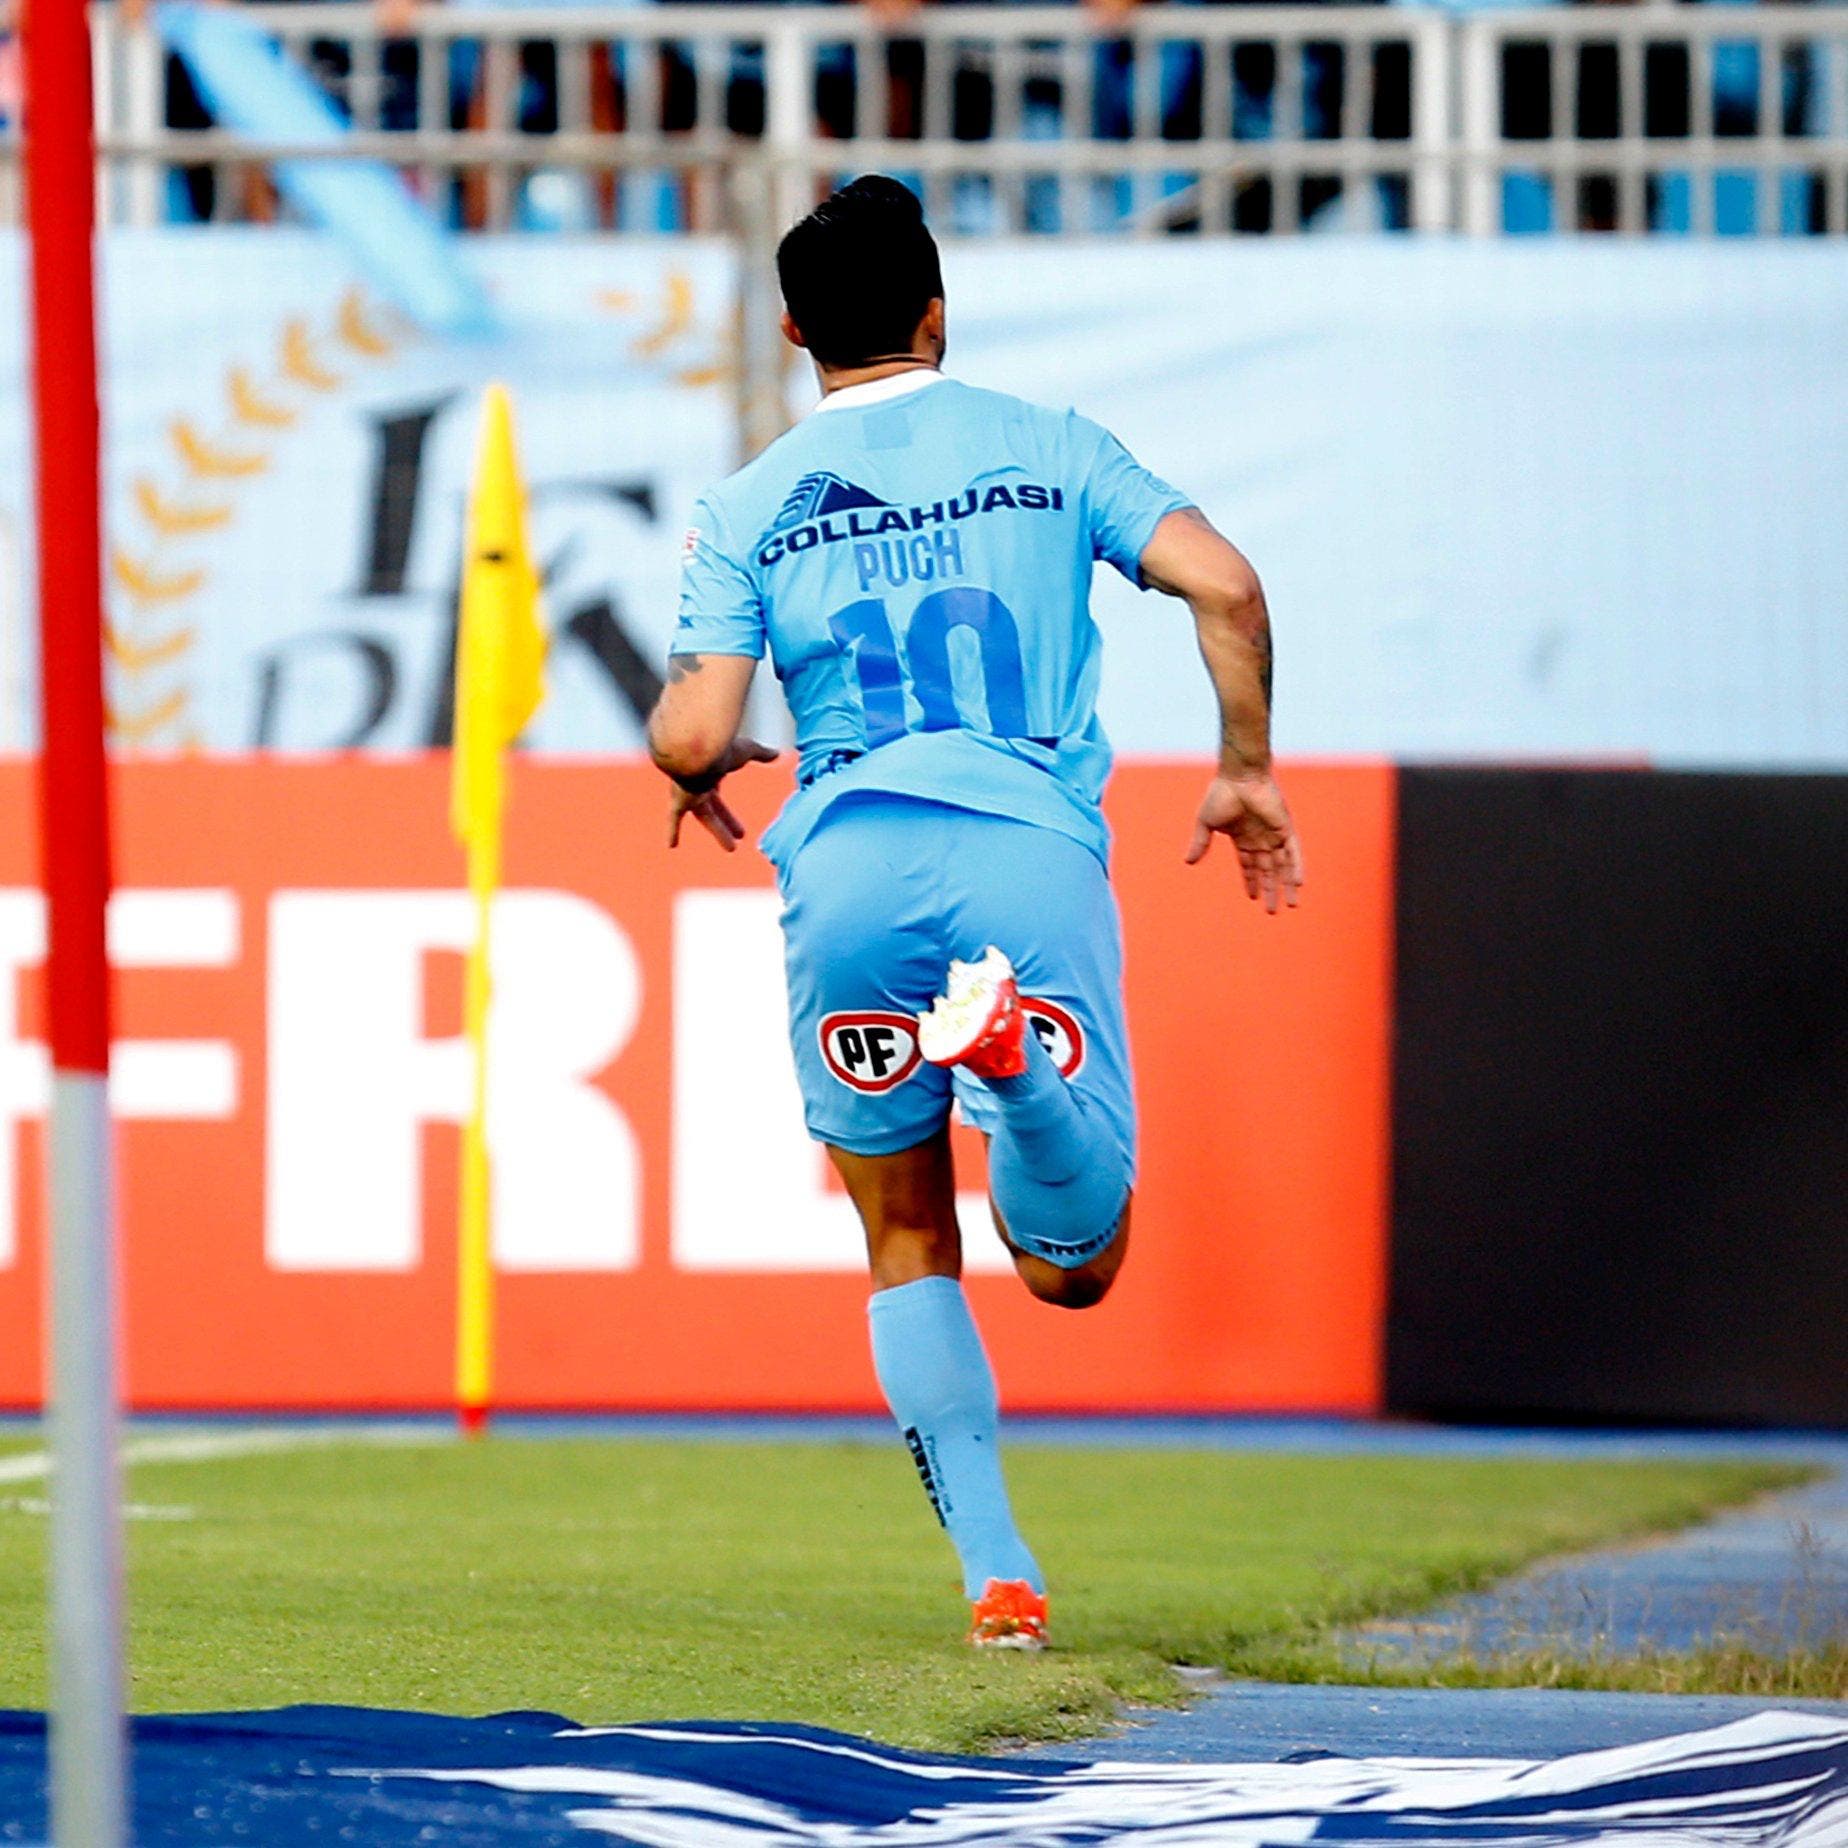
0, 1435, 1806, 1753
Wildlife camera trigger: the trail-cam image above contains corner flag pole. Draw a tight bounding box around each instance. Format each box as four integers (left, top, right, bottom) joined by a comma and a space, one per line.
451, 385, 546, 1438
23, 0, 128, 1839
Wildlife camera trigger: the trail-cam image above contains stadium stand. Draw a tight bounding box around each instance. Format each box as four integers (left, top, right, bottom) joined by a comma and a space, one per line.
6, 0, 1838, 236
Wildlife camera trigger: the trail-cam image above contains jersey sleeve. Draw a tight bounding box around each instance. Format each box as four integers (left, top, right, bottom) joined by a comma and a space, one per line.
671, 493, 766, 659
1080, 421, 1193, 585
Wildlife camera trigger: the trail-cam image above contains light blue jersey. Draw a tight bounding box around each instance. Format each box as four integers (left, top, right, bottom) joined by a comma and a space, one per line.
671, 370, 1190, 872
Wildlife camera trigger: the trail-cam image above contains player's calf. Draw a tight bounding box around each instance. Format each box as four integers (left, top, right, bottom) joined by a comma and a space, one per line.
995, 1200, 1130, 1310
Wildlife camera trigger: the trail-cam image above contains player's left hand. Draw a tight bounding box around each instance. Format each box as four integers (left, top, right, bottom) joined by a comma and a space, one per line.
667, 737, 780, 852
1185, 771, 1304, 913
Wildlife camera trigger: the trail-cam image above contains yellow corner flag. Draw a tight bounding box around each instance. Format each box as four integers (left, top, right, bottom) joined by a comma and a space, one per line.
451, 384, 546, 1437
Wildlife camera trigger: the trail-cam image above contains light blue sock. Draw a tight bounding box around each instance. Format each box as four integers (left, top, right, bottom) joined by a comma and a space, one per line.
984, 1029, 1131, 1269
868, 1276, 1042, 1598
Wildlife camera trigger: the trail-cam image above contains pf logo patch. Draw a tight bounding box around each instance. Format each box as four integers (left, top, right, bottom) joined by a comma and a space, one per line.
1023, 997, 1086, 1078
820, 1011, 923, 1093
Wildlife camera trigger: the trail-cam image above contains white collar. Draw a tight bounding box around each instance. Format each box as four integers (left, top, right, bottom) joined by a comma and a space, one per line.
812, 369, 946, 414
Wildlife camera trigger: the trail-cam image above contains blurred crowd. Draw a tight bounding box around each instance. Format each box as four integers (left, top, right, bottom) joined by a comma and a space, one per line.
131, 0, 1420, 231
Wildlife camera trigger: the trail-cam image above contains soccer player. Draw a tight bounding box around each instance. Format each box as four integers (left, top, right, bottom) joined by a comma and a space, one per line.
649, 176, 1301, 1650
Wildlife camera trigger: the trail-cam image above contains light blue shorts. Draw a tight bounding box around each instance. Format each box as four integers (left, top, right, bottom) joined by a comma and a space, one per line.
777, 794, 1137, 1165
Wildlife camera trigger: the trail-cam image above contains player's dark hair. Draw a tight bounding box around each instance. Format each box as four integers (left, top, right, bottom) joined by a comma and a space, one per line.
776, 176, 944, 370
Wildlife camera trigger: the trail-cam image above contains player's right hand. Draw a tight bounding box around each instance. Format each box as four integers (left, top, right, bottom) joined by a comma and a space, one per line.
1185, 772, 1304, 913
667, 736, 779, 852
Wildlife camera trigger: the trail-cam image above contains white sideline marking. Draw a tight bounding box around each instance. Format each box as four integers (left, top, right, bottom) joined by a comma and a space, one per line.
0, 1497, 196, 1522
0, 1423, 444, 1486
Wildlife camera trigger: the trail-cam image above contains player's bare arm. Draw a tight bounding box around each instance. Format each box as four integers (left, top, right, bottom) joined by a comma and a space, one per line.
645, 651, 777, 853
1138, 507, 1305, 914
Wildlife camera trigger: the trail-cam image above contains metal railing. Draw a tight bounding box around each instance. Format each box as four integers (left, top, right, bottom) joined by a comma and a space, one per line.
9, 4, 1848, 236
1456, 7, 1848, 234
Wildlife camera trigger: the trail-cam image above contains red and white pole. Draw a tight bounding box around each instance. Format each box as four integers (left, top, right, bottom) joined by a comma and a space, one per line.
23, 0, 127, 1839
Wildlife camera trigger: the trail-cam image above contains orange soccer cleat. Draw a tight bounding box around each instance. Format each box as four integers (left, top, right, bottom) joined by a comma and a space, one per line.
969, 1578, 1050, 1650
917, 946, 1027, 1080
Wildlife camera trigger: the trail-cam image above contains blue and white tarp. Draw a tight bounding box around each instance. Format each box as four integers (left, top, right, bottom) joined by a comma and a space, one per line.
0, 1705, 1843, 1845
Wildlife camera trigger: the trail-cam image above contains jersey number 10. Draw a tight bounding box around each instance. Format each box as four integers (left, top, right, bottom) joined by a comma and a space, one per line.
828, 588, 1029, 747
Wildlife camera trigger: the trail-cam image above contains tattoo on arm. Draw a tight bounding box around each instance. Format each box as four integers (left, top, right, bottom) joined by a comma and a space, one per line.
665, 653, 706, 684
1254, 619, 1274, 710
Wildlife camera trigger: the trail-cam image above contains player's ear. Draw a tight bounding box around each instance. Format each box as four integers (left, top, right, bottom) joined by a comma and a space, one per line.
780, 310, 807, 351
922, 297, 947, 358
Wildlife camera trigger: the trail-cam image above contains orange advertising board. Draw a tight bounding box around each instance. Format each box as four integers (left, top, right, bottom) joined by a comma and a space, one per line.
0, 758, 1393, 1412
